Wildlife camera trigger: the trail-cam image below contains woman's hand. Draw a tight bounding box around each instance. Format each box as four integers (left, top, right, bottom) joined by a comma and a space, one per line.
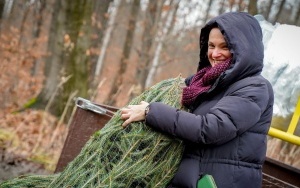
121, 101, 149, 128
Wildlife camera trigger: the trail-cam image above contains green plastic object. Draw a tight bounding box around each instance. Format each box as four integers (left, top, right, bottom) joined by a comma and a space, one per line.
197, 174, 218, 188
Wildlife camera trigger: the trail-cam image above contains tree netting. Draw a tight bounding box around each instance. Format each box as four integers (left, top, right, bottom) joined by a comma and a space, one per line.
0, 76, 186, 188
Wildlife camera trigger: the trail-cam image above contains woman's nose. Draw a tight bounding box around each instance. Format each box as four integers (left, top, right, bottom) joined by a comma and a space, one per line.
212, 48, 221, 58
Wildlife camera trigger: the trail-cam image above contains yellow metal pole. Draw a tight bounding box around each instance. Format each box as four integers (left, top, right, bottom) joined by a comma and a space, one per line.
287, 96, 300, 134
268, 127, 300, 146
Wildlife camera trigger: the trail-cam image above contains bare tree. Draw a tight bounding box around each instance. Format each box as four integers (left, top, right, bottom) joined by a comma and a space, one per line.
0, 0, 5, 20
273, 0, 286, 24
0, 0, 22, 34
203, 0, 213, 24
145, 0, 180, 88
35, 0, 95, 121
228, 0, 235, 11
89, 0, 112, 91
95, 0, 119, 77
17, 0, 49, 76
238, 0, 247, 11
292, 0, 300, 26
248, 0, 258, 15
31, 0, 47, 76
264, 0, 274, 21
218, 0, 226, 15
134, 0, 163, 95
106, 0, 140, 106
34, 0, 67, 114
1, 0, 13, 19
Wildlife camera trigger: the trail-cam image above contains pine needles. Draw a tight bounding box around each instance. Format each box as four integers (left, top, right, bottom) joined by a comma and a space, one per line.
0, 76, 185, 188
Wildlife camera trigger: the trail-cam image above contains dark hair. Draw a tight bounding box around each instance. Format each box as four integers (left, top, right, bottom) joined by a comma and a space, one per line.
198, 22, 219, 71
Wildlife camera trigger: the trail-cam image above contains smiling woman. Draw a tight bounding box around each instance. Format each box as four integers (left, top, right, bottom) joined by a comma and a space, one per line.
207, 27, 232, 67
120, 12, 274, 188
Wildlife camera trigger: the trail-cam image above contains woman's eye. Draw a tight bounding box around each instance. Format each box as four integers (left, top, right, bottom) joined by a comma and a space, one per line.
221, 45, 229, 50
208, 44, 214, 48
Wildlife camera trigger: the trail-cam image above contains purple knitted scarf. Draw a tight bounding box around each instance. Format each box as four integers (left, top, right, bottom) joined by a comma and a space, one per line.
182, 58, 232, 107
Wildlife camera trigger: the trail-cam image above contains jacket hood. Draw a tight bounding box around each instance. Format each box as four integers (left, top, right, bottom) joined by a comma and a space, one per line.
198, 12, 264, 86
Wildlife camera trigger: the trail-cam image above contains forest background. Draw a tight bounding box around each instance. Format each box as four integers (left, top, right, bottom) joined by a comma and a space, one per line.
0, 0, 299, 182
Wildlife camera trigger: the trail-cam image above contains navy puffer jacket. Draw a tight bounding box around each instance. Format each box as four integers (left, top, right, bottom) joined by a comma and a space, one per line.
145, 12, 274, 188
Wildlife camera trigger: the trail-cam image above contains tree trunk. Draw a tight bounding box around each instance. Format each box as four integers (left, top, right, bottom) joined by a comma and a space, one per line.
133, 0, 162, 96
273, 0, 286, 24
293, 1, 300, 26
145, 0, 179, 88
31, 0, 47, 76
35, 0, 94, 121
0, 0, 5, 20
248, 0, 258, 15
218, 0, 226, 15
0, 0, 21, 34
95, 0, 119, 77
2, 0, 13, 18
34, 0, 65, 113
90, 0, 112, 79
264, 0, 274, 21
106, 0, 140, 106
238, 0, 243, 11
56, 0, 94, 120
203, 0, 213, 24
229, 0, 235, 11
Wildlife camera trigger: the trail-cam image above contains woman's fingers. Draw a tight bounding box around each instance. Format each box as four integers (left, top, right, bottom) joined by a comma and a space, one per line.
120, 102, 149, 128
120, 108, 130, 118
121, 113, 130, 120
122, 118, 132, 128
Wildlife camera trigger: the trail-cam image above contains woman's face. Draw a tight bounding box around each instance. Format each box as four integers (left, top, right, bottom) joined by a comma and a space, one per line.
207, 28, 231, 67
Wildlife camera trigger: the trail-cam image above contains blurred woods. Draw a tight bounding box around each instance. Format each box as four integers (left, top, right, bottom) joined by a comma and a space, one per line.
0, 0, 299, 180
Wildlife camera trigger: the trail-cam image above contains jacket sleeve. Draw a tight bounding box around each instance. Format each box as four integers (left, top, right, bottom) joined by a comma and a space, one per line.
145, 81, 273, 145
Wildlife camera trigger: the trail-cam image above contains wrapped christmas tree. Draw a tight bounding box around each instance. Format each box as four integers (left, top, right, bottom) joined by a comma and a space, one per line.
0, 76, 185, 188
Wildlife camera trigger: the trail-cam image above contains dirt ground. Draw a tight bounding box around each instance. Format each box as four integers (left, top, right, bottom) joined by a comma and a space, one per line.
0, 147, 52, 183
0, 109, 68, 183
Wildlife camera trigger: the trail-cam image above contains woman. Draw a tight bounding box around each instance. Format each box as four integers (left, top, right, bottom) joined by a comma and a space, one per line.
121, 12, 274, 188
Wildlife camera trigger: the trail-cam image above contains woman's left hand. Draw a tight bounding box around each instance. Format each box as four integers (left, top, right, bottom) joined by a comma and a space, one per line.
120, 101, 149, 128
